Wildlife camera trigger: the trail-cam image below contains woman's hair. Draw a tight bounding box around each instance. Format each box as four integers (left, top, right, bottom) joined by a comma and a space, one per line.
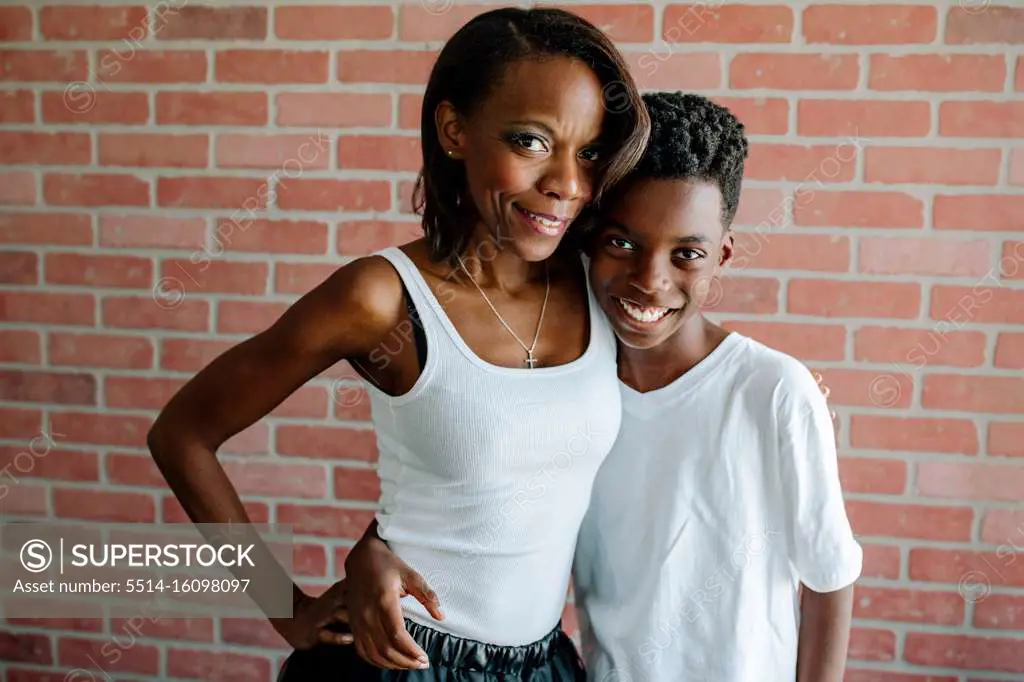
412, 7, 650, 264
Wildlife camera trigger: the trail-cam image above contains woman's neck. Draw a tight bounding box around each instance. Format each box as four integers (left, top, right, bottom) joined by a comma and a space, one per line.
457, 225, 548, 293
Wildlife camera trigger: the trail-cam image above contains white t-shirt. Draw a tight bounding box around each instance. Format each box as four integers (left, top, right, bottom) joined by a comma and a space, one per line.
573, 332, 863, 682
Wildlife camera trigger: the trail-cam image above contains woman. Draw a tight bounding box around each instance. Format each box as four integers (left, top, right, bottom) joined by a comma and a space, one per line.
146, 7, 649, 681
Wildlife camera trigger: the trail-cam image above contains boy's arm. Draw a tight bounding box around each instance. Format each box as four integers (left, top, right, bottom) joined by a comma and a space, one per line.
795, 584, 854, 682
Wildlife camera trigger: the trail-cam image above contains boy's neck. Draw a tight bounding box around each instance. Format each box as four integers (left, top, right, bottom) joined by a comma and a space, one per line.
617, 314, 731, 394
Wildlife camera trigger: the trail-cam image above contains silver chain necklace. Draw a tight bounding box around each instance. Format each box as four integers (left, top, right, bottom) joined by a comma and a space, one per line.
455, 253, 550, 369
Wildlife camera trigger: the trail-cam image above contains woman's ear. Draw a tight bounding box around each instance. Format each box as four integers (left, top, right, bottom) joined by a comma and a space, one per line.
435, 100, 464, 159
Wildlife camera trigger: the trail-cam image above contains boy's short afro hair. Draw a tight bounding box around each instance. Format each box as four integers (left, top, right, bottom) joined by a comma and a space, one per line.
630, 91, 749, 229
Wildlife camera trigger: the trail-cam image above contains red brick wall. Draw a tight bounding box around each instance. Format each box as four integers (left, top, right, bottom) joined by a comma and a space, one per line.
0, 2, 1022, 680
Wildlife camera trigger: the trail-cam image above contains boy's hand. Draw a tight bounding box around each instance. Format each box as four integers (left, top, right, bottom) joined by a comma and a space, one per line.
270, 580, 353, 650
344, 532, 445, 670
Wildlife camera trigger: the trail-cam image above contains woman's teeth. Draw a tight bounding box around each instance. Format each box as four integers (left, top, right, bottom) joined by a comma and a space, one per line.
616, 297, 672, 323
519, 206, 564, 233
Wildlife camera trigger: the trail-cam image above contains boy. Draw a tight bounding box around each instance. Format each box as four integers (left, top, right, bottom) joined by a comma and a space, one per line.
572, 91, 861, 682
333, 92, 861, 682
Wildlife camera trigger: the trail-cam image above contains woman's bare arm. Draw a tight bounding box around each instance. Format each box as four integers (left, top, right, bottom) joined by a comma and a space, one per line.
146, 256, 405, 645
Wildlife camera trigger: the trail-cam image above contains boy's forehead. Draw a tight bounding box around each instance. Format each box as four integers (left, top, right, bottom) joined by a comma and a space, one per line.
602, 177, 724, 235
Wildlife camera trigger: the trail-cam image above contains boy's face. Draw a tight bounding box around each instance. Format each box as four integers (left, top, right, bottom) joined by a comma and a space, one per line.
588, 177, 734, 350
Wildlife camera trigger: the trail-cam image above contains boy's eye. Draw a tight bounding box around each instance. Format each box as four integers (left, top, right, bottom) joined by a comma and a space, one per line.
607, 235, 635, 250
675, 248, 704, 261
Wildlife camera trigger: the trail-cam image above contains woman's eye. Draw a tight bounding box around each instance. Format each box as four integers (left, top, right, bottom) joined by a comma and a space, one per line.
509, 133, 546, 152
579, 147, 601, 163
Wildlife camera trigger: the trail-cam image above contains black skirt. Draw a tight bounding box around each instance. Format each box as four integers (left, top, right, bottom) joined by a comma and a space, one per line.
277, 618, 587, 682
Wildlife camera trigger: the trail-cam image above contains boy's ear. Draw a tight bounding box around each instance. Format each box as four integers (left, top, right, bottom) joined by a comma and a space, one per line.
718, 229, 735, 268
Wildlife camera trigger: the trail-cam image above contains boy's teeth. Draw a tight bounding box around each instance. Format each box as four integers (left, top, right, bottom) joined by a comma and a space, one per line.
617, 298, 670, 323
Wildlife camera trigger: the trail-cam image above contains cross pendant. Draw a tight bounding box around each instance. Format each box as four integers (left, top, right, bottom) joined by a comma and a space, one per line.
525, 352, 537, 369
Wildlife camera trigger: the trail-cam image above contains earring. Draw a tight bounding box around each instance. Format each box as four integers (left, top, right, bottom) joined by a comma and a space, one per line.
446, 149, 454, 157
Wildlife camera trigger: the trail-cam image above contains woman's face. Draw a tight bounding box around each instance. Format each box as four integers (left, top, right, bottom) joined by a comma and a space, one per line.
440, 56, 607, 262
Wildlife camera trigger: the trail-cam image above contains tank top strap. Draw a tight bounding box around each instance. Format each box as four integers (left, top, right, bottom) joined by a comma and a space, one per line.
371, 246, 451, 346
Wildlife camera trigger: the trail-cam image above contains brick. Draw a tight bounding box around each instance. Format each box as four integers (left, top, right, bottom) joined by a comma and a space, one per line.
45, 173, 149, 207
222, 460, 328, 499
97, 49, 206, 83
159, 338, 235, 372
0, 482, 47, 515
398, 179, 417, 214
664, 4, 792, 43
216, 133, 331, 170
839, 457, 906, 494
45, 253, 151, 289
49, 332, 152, 369
922, 375, 1024, 414
733, 189, 789, 229
106, 451, 175, 487
917, 462, 1024, 502
213, 219, 328, 255
931, 286, 1024, 325
848, 627, 896, 661
974, 596, 1024, 631
0, 291, 94, 325
103, 295, 209, 332
216, 300, 288, 334
216, 49, 328, 84
905, 632, 1024, 674
274, 262, 337, 295
104, 376, 184, 410
797, 99, 929, 137
157, 176, 267, 209
845, 671, 956, 682
51, 411, 150, 447
0, 7, 32, 40
859, 237, 990, 277
788, 279, 919, 318
627, 52, 722, 89
865, 147, 1000, 185
222, 423, 270, 456
808, 369, 913, 408
995, 332, 1024, 369
277, 5, 393, 40
276, 425, 378, 461
804, 4, 936, 44
0, 131, 90, 165
0, 633, 52, 664
720, 321, 845, 361
746, 144, 857, 183
156, 91, 268, 126
167, 648, 273, 680
934, 194, 1024, 232
732, 233, 849, 272
731, 53, 858, 90
334, 466, 382, 502
870, 54, 1005, 92
0, 407, 41, 438
159, 6, 267, 40
41, 90, 148, 125
705, 276, 779, 314
41, 5, 147, 40
981, 510, 1024, 543
854, 327, 986, 369
276, 179, 390, 212
337, 50, 442, 84
0, 250, 36, 284
99, 133, 207, 168
220, 618, 289, 649
794, 191, 923, 228
1002, 241, 1024, 281
847, 500, 972, 541
861, 543, 901, 580
162, 496, 268, 523
709, 96, 788, 135
277, 92, 391, 128
946, 5, 1024, 44
0, 370, 95, 405
853, 586, 963, 625
109, 616, 214, 642
277, 504, 375, 540
396, 4, 506, 41
0, 445, 98, 482
270, 385, 328, 419
160, 259, 269, 295
54, 488, 156, 523
940, 102, 1024, 138
337, 221, 423, 255
560, 4, 655, 41
0, 170, 34, 205
1011, 148, 1024, 185
100, 214, 205, 249
0, 329, 40, 363
339, 135, 420, 172
58, 636, 158, 674
399, 94, 422, 130
0, 49, 88, 82
0, 91, 35, 122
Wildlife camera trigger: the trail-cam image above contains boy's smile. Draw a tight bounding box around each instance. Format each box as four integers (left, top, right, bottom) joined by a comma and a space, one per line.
588, 177, 734, 351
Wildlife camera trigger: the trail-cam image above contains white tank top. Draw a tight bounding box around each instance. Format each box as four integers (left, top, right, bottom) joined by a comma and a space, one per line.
363, 247, 622, 646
